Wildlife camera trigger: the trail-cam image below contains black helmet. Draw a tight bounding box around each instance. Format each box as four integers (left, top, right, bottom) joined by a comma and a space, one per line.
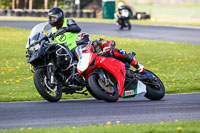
76, 32, 92, 46
48, 7, 64, 27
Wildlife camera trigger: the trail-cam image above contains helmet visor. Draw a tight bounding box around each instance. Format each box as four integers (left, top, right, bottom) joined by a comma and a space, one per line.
49, 15, 59, 22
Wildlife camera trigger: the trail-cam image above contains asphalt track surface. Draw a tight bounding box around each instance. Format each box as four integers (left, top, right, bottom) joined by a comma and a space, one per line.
0, 20, 200, 44
0, 21, 200, 129
0, 93, 200, 129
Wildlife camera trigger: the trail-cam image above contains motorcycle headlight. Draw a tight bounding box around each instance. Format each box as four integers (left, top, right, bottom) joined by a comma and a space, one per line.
34, 43, 40, 51
28, 43, 40, 56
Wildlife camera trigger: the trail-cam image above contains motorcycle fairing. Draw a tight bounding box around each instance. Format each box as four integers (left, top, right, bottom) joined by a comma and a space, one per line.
77, 53, 95, 74
45, 44, 58, 54
28, 46, 46, 63
77, 44, 146, 98
94, 56, 126, 98
122, 80, 146, 98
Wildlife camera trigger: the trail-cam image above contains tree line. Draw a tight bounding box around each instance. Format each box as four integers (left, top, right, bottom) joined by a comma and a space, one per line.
0, 0, 97, 10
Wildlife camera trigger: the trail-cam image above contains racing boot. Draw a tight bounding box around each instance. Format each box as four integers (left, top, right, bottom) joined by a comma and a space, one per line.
132, 62, 144, 73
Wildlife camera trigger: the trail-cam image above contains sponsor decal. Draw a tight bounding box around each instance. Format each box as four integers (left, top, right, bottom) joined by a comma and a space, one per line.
125, 90, 134, 96
100, 57, 105, 63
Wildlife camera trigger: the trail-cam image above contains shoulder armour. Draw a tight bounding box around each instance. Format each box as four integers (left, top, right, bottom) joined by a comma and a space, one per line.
67, 19, 76, 26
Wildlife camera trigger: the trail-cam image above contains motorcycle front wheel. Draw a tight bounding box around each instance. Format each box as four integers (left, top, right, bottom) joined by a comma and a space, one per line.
88, 73, 119, 102
86, 86, 101, 100
34, 68, 62, 102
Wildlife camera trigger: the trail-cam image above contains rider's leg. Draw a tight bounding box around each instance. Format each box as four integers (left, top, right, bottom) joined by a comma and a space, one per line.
113, 49, 144, 72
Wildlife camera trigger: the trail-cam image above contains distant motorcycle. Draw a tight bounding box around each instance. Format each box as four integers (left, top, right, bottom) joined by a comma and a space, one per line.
115, 7, 132, 30
76, 43, 165, 102
25, 22, 89, 102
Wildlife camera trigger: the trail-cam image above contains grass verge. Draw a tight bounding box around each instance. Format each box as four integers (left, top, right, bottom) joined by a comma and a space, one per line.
0, 27, 200, 102
1, 121, 200, 133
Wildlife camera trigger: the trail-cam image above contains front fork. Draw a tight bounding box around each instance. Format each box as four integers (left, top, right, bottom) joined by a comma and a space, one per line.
47, 63, 56, 85
29, 63, 55, 84
97, 69, 114, 87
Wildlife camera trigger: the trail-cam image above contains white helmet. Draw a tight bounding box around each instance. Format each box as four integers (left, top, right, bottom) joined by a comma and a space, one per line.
118, 2, 124, 9
76, 32, 92, 46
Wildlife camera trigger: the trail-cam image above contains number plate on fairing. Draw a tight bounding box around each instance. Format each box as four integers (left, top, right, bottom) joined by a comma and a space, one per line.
77, 53, 91, 72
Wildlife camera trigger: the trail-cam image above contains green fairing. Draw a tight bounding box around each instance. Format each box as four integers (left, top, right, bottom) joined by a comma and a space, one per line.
52, 19, 78, 50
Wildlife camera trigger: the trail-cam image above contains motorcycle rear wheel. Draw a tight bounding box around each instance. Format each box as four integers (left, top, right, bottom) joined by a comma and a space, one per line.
34, 68, 62, 102
127, 20, 131, 30
88, 74, 119, 102
142, 70, 165, 100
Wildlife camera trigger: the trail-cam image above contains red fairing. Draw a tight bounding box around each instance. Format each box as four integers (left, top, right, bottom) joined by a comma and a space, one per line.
84, 66, 96, 81
79, 44, 127, 98
94, 56, 126, 98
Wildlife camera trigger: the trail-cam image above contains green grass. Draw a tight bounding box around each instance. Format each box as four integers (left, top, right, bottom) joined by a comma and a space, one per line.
0, 27, 200, 102
1, 121, 200, 133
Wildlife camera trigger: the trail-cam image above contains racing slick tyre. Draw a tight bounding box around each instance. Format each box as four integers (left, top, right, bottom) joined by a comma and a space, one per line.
86, 86, 101, 100
126, 19, 131, 30
88, 74, 119, 102
142, 70, 165, 100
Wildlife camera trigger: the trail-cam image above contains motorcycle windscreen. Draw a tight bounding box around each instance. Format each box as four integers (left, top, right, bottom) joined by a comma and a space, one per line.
26, 22, 49, 48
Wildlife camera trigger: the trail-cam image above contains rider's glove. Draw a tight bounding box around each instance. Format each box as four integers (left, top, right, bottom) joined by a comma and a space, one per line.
54, 27, 70, 38
134, 63, 144, 73
119, 49, 127, 56
92, 38, 105, 54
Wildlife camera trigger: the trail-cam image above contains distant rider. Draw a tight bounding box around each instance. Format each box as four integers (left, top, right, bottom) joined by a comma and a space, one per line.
114, 2, 132, 30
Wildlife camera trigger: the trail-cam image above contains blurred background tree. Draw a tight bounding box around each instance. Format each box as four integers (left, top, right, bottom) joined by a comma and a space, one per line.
0, 0, 99, 10
0, 0, 12, 9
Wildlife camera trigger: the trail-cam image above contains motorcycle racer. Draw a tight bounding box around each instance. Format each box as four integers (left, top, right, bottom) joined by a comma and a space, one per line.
93, 38, 144, 72
114, 2, 125, 23
48, 7, 81, 50
75, 33, 144, 73
114, 2, 132, 30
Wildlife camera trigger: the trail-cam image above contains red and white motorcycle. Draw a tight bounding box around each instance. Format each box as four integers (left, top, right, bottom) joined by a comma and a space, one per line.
75, 44, 165, 102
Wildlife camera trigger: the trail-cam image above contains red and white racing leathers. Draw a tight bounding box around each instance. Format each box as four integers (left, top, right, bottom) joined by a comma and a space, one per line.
93, 39, 144, 72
